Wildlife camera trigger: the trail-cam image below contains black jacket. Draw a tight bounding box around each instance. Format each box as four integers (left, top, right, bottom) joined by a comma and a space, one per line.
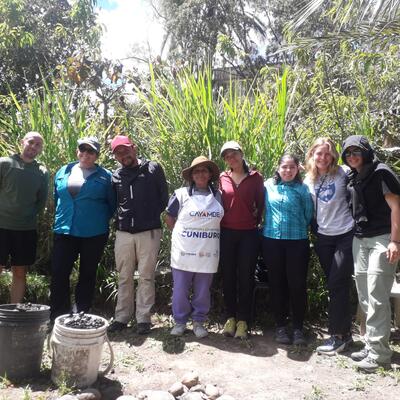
112, 159, 168, 233
342, 135, 400, 237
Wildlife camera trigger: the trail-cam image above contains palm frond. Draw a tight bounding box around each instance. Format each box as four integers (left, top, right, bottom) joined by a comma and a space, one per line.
283, 18, 400, 51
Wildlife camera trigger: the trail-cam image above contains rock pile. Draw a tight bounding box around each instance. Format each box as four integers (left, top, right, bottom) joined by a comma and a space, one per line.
55, 372, 235, 400
15, 302, 47, 311
59, 312, 105, 329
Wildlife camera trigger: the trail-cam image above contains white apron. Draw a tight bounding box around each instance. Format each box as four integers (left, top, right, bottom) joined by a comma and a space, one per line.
171, 187, 224, 273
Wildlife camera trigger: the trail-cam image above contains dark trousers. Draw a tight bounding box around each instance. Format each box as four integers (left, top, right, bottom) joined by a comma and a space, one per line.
220, 228, 259, 322
314, 230, 354, 335
262, 237, 310, 330
50, 233, 108, 321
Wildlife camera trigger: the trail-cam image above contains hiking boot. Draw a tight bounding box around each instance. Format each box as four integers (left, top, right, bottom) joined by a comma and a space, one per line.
222, 318, 236, 337
234, 320, 248, 339
170, 323, 186, 336
293, 329, 307, 346
137, 322, 151, 335
275, 326, 291, 344
351, 346, 369, 361
108, 320, 127, 333
316, 334, 352, 356
355, 356, 391, 373
193, 321, 208, 338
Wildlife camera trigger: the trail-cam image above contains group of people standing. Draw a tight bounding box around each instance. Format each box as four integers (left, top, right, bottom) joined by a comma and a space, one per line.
0, 132, 399, 373
165, 136, 400, 373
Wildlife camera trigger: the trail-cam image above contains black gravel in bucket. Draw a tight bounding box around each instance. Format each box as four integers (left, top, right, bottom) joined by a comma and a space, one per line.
59, 312, 105, 329
15, 303, 48, 312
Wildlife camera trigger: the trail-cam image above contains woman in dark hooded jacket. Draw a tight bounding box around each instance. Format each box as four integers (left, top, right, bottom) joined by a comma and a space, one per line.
342, 135, 400, 372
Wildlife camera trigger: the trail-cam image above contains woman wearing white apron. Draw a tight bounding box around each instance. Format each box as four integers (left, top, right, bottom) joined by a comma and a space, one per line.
165, 156, 223, 338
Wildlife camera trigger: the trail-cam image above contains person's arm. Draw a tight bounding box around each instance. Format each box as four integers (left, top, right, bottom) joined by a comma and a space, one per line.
255, 174, 265, 226
36, 169, 49, 214
303, 185, 314, 224
156, 163, 169, 212
385, 192, 400, 264
165, 213, 177, 230
165, 191, 180, 230
105, 171, 117, 218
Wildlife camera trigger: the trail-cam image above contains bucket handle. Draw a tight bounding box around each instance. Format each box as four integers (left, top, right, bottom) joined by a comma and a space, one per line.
47, 331, 114, 377
99, 333, 114, 377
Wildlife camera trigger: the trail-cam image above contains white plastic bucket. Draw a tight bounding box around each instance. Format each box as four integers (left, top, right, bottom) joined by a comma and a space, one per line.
50, 314, 114, 388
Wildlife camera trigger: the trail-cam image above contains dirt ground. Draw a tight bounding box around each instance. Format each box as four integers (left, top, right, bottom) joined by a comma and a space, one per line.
0, 316, 399, 400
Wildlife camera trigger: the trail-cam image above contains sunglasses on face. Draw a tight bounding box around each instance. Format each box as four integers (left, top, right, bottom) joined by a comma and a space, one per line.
79, 146, 97, 155
344, 149, 362, 158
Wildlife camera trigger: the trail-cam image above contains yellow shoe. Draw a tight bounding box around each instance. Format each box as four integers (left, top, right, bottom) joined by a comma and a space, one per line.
222, 317, 236, 337
234, 320, 248, 339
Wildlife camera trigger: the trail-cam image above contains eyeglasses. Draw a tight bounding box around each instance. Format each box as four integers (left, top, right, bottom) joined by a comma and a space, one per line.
79, 146, 97, 155
344, 149, 362, 158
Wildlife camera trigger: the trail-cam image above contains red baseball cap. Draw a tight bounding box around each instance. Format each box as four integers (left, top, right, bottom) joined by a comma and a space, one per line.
111, 135, 133, 152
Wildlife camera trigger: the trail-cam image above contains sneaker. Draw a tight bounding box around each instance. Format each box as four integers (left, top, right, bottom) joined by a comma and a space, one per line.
351, 346, 369, 361
108, 320, 127, 333
293, 329, 307, 346
222, 317, 236, 337
234, 320, 248, 339
193, 321, 208, 338
355, 356, 391, 373
137, 322, 151, 335
275, 326, 291, 344
170, 323, 186, 336
316, 335, 350, 356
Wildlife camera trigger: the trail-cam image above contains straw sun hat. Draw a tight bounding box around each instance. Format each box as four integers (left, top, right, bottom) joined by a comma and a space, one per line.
181, 156, 220, 182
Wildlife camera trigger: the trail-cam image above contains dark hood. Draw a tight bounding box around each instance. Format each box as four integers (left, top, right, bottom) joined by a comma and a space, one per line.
341, 135, 374, 166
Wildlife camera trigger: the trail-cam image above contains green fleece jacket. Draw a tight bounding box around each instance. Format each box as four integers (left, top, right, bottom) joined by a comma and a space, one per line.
0, 154, 49, 230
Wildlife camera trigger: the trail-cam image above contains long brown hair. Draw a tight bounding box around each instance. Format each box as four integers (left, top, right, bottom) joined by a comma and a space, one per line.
305, 137, 339, 183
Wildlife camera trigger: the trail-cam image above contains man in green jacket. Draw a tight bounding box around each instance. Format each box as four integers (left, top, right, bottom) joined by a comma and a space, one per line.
0, 132, 49, 303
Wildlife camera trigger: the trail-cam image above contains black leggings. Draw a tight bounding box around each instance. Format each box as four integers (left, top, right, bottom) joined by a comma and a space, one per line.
262, 237, 310, 330
50, 233, 108, 321
220, 228, 259, 322
314, 230, 354, 335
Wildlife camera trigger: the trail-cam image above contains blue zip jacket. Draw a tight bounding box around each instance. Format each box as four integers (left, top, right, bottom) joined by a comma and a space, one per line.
53, 162, 116, 237
262, 178, 314, 240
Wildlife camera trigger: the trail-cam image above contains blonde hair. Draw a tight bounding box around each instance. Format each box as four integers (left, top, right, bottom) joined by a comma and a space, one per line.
305, 137, 339, 182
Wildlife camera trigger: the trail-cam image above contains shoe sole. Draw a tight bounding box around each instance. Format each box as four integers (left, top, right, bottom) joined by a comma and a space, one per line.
351, 351, 369, 362
317, 342, 347, 356
355, 364, 390, 373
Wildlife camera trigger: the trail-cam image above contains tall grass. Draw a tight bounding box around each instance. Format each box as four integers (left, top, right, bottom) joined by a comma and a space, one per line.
135, 66, 289, 190
0, 82, 104, 270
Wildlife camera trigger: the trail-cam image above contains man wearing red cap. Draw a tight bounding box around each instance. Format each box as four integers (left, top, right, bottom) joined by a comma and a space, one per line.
108, 135, 168, 334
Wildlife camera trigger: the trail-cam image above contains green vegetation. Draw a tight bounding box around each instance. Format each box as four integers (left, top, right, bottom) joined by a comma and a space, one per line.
0, 0, 399, 324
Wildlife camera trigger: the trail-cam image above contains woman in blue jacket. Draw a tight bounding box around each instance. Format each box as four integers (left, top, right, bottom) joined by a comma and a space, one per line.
262, 154, 313, 345
50, 137, 116, 321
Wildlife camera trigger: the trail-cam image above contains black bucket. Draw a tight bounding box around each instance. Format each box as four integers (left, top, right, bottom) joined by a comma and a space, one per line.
0, 304, 50, 379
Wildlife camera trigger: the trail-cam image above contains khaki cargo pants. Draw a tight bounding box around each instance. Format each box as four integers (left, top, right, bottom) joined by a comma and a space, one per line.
114, 229, 162, 324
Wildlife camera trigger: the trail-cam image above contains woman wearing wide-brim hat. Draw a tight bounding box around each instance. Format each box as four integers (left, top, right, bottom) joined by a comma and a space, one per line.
165, 156, 224, 338
219, 141, 265, 339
